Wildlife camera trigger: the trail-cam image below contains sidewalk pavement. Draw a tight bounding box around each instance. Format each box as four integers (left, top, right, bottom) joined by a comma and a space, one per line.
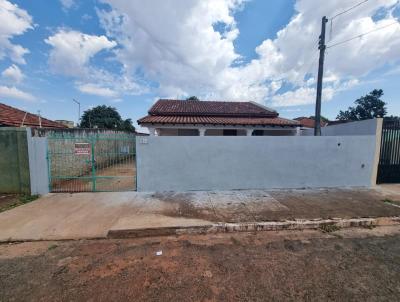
0, 186, 400, 241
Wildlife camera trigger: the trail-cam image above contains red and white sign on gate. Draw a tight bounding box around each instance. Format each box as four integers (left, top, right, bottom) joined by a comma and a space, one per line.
74, 142, 91, 155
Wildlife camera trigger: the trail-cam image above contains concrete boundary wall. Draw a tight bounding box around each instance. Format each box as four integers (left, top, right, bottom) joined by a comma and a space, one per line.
27, 132, 49, 195
0, 127, 30, 194
136, 136, 377, 192
302, 118, 380, 136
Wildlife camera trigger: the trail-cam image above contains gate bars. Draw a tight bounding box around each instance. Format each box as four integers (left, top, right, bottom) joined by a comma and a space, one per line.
377, 118, 400, 184
47, 134, 136, 192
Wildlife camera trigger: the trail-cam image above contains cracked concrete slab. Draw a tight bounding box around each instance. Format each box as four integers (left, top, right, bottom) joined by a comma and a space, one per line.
0, 186, 400, 241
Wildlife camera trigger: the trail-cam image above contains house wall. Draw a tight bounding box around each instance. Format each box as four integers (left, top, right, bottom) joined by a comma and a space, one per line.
158, 128, 199, 136
205, 129, 223, 136
154, 127, 297, 136
136, 136, 377, 192
261, 129, 296, 136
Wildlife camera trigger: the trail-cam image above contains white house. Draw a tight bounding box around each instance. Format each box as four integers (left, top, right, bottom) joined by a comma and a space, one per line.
138, 99, 301, 136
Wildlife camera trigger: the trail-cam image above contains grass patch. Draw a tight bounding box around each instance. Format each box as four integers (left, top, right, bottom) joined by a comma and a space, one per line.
0, 194, 39, 213
382, 198, 400, 204
319, 224, 341, 233
48, 244, 58, 251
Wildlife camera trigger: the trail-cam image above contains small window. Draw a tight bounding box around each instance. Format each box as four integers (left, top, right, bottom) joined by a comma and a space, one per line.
252, 130, 264, 136
223, 129, 237, 136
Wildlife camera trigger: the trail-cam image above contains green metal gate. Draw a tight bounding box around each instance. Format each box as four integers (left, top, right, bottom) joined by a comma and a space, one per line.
47, 134, 136, 192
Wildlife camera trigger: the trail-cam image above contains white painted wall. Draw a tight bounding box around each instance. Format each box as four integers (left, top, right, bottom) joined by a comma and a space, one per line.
136, 136, 377, 192
27, 131, 49, 195
302, 119, 380, 136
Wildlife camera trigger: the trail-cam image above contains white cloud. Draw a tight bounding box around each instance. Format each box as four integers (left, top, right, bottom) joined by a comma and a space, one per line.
110, 98, 123, 103
0, 0, 33, 64
271, 87, 335, 107
77, 83, 119, 97
2, 64, 24, 83
81, 13, 92, 22
45, 29, 116, 77
0, 85, 36, 101
98, 0, 244, 97
98, 0, 400, 106
45, 29, 145, 97
60, 0, 76, 10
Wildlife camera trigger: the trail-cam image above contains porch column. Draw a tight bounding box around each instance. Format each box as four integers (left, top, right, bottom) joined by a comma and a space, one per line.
148, 127, 156, 136
246, 129, 253, 136
199, 128, 206, 136
296, 126, 301, 136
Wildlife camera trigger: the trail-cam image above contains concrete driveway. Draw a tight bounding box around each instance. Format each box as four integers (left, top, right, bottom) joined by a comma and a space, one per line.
1, 186, 400, 241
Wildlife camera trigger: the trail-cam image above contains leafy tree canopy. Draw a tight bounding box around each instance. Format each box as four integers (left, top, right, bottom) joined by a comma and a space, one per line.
336, 89, 387, 121
79, 105, 135, 132
186, 96, 199, 101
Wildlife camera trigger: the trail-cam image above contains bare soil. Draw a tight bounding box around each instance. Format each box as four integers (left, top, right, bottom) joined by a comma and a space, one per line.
0, 194, 38, 213
0, 194, 19, 211
1, 226, 400, 301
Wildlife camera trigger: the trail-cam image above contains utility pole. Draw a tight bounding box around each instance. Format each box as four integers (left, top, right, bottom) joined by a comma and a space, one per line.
314, 16, 328, 136
72, 98, 81, 126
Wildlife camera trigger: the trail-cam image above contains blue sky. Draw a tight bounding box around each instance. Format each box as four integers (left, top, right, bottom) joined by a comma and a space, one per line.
0, 0, 399, 130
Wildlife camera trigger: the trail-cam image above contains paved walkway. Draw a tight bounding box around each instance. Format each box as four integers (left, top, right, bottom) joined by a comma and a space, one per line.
1, 186, 400, 241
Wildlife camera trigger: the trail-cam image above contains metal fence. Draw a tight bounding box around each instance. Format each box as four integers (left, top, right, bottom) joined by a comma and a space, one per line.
377, 118, 400, 184
47, 133, 136, 192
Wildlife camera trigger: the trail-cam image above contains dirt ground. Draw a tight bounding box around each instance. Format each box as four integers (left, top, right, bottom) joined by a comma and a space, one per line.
0, 194, 18, 211
1, 226, 400, 301
0, 194, 38, 213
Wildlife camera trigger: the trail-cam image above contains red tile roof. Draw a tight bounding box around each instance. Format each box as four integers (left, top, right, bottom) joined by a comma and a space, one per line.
138, 115, 299, 126
149, 99, 277, 117
138, 99, 300, 127
294, 117, 328, 128
0, 103, 67, 128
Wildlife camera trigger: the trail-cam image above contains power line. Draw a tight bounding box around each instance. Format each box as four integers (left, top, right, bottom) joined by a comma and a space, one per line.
329, 0, 369, 20
328, 0, 370, 42
327, 21, 400, 49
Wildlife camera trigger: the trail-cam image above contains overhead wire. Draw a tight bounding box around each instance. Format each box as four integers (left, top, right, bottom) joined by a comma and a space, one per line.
329, 0, 369, 20
326, 21, 400, 49
328, 0, 370, 41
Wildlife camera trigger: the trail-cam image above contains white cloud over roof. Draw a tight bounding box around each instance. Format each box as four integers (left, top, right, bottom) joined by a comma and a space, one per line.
97, 0, 399, 106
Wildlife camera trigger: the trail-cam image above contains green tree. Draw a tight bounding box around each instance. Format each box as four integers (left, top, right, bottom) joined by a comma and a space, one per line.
388, 115, 400, 121
186, 96, 199, 101
336, 89, 387, 121
79, 105, 135, 132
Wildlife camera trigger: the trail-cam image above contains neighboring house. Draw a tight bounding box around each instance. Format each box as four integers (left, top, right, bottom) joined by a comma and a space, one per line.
294, 116, 328, 129
0, 103, 67, 128
55, 120, 75, 128
138, 99, 300, 136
